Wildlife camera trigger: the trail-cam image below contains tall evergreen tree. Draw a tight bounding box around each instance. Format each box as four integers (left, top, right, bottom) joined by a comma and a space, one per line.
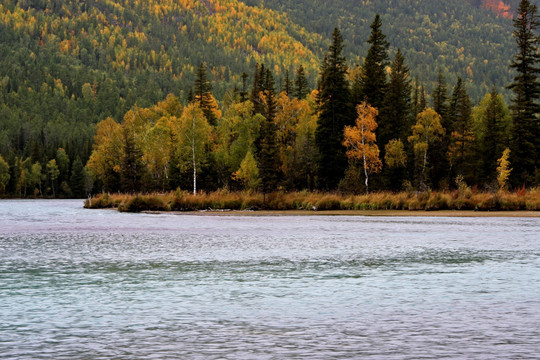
240, 72, 249, 102
194, 62, 217, 126
315, 28, 354, 190
380, 49, 412, 146
379, 49, 412, 190
508, 0, 540, 187
294, 65, 309, 99
433, 69, 449, 120
282, 69, 291, 96
430, 70, 451, 188
70, 157, 87, 198
356, 14, 389, 110
482, 87, 511, 184
120, 128, 145, 193
448, 77, 475, 183
251, 63, 265, 115
256, 69, 280, 196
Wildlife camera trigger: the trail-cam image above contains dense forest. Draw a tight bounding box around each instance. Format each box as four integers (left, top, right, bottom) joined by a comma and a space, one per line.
0, 0, 538, 198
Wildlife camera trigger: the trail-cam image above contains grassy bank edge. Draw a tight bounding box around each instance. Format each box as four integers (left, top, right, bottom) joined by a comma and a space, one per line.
84, 189, 540, 213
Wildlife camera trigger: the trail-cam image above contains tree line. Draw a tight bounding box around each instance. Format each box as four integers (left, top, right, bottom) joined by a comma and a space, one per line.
1, 1, 538, 197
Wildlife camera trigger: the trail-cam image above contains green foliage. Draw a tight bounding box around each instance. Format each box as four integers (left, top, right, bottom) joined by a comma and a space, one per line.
355, 14, 389, 109
315, 28, 354, 190
0, 155, 10, 194
70, 157, 87, 198
233, 150, 261, 191
508, 0, 540, 187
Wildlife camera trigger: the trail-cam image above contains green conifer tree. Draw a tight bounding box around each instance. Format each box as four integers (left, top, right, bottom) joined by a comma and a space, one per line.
356, 14, 389, 110
508, 0, 540, 187
256, 69, 280, 197
70, 157, 87, 198
194, 62, 217, 126
294, 65, 309, 99
448, 77, 475, 184
430, 70, 451, 189
315, 28, 354, 190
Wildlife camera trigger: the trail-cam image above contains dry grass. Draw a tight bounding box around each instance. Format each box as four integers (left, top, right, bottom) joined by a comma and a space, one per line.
84, 188, 540, 213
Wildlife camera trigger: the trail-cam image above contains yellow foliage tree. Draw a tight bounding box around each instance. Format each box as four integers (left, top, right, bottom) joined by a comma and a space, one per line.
384, 139, 407, 168
87, 117, 123, 191
233, 149, 261, 191
408, 108, 445, 189
497, 148, 512, 191
170, 103, 212, 195
343, 102, 382, 193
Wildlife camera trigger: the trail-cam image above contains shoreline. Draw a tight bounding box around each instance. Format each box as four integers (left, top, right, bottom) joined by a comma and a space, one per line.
144, 209, 540, 218
84, 190, 540, 214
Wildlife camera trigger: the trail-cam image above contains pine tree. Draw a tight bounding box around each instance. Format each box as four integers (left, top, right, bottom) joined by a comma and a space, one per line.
380, 49, 412, 145
379, 49, 411, 190
481, 87, 511, 183
448, 77, 475, 183
430, 70, 451, 189
194, 62, 217, 126
256, 69, 280, 197
251, 63, 265, 115
120, 128, 145, 193
315, 28, 355, 190
419, 84, 427, 112
70, 157, 87, 198
433, 69, 449, 120
508, 0, 540, 187
240, 72, 249, 102
294, 65, 309, 99
356, 14, 389, 110
282, 69, 291, 96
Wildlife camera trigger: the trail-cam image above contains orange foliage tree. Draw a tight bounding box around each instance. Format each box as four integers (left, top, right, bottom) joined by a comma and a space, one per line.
343, 102, 382, 193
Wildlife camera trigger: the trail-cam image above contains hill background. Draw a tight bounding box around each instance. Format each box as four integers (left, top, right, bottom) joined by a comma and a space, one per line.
0, 0, 523, 167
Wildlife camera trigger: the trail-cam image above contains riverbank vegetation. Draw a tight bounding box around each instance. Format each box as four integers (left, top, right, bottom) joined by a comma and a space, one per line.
84, 188, 540, 212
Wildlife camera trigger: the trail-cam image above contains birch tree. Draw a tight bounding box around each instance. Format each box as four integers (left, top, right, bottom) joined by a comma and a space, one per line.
408, 108, 445, 189
343, 102, 382, 193
172, 103, 212, 195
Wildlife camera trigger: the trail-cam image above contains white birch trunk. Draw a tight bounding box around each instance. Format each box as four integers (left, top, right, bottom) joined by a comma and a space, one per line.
192, 114, 197, 195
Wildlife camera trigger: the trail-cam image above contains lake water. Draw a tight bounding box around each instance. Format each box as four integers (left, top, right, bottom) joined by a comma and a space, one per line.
0, 200, 539, 359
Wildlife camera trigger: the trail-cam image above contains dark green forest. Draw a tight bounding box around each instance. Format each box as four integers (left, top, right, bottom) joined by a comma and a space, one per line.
0, 0, 538, 198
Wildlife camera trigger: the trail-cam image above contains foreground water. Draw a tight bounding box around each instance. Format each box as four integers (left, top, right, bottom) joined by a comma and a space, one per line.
0, 200, 539, 359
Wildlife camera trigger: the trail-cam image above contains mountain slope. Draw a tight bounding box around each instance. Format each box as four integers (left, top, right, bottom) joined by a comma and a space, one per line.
0, 0, 321, 162
248, 0, 518, 100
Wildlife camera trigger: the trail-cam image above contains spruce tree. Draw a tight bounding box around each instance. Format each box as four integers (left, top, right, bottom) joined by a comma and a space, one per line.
380, 49, 411, 147
508, 0, 540, 187
70, 157, 87, 198
256, 69, 280, 197
282, 69, 291, 96
251, 63, 265, 115
294, 65, 309, 99
356, 14, 389, 110
194, 62, 217, 126
430, 70, 451, 188
240, 72, 249, 102
315, 28, 354, 190
379, 49, 412, 190
448, 77, 475, 183
433, 69, 449, 120
482, 87, 510, 184
120, 129, 145, 193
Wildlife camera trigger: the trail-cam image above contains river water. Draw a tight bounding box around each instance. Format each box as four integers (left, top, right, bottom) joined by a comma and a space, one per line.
0, 200, 539, 359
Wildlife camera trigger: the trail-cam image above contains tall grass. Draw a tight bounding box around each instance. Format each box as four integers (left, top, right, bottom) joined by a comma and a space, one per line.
84, 188, 540, 213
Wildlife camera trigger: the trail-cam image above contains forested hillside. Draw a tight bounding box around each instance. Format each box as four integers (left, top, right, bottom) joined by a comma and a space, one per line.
248, 0, 517, 101
0, 0, 536, 198
0, 0, 321, 166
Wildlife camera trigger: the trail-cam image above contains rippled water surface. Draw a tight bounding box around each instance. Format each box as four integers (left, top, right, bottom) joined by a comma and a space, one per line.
1, 200, 539, 359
